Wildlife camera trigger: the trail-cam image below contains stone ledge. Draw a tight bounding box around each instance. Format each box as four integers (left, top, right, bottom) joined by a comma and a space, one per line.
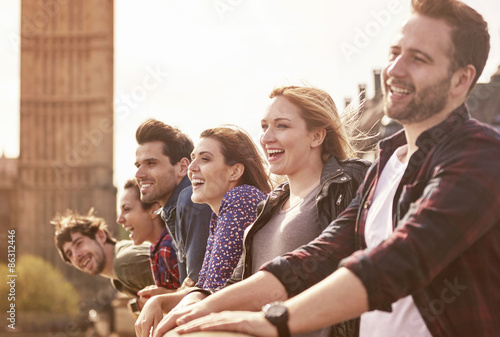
164, 330, 253, 337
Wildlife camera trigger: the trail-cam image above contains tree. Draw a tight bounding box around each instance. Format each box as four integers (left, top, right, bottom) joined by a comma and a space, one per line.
1, 254, 80, 314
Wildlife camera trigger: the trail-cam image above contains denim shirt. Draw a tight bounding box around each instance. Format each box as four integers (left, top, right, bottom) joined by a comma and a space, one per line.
160, 175, 212, 283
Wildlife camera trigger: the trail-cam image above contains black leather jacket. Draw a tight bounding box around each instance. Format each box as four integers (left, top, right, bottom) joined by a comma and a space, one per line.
226, 156, 370, 285
188, 157, 370, 336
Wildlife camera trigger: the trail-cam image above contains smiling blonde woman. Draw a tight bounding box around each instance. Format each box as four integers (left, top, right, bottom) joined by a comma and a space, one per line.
135, 86, 371, 337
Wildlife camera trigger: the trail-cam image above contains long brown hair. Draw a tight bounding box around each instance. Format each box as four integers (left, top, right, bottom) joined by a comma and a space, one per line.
200, 126, 272, 194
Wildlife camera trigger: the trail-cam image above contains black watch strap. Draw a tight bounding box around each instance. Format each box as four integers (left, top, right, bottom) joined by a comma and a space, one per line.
275, 323, 291, 337
185, 287, 214, 297
263, 302, 291, 337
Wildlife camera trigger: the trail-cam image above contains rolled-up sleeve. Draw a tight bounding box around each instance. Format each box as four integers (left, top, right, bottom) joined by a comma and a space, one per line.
341, 130, 500, 312
261, 193, 360, 297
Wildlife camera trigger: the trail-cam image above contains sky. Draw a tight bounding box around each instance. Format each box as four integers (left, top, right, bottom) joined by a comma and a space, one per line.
1, 0, 499, 198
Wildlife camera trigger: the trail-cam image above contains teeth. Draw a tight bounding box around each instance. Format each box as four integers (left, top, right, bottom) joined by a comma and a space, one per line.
82, 256, 91, 268
140, 183, 152, 191
391, 86, 411, 95
267, 149, 284, 154
192, 179, 205, 185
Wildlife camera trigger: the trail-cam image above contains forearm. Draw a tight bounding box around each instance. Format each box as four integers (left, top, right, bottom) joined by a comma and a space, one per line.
173, 268, 367, 337
159, 288, 192, 313
286, 267, 368, 334
261, 221, 357, 297
205, 271, 287, 312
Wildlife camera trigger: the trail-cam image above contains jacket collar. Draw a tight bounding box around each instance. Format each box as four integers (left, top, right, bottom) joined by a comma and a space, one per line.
320, 155, 347, 184
269, 156, 350, 203
415, 103, 470, 152
150, 227, 169, 255
378, 103, 470, 168
162, 175, 191, 215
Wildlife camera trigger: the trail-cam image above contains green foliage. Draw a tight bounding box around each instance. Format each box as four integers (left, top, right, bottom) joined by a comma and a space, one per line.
0, 254, 80, 314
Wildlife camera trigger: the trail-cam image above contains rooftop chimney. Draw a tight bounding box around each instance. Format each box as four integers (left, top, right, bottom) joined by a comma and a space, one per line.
359, 84, 366, 105
345, 97, 352, 110
374, 69, 381, 96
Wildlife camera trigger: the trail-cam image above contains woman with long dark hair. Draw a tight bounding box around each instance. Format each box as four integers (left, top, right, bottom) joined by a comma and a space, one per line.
136, 86, 370, 337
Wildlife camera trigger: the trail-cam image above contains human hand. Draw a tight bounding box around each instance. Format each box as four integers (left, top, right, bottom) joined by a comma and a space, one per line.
150, 292, 209, 337
134, 295, 164, 337
137, 285, 176, 309
175, 310, 277, 337
177, 277, 195, 291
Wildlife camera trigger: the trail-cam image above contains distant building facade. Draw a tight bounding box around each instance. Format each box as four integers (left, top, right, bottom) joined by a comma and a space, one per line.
466, 66, 500, 130
0, 155, 18, 263
8, 0, 117, 293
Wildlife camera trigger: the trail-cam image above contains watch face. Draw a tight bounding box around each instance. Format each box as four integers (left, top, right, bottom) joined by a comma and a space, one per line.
267, 304, 287, 318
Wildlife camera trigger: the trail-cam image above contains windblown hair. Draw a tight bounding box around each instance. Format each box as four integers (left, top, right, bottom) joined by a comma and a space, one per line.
269, 86, 356, 163
136, 119, 194, 165
200, 126, 272, 194
52, 209, 116, 263
411, 0, 490, 90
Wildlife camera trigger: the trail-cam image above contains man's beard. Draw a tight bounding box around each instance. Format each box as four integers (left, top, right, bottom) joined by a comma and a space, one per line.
90, 247, 107, 276
383, 74, 451, 125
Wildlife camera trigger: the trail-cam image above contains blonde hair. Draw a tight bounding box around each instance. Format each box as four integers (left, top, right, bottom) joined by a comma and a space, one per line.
269, 86, 356, 162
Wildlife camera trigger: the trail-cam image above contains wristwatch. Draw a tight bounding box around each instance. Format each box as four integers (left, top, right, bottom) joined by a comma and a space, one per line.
129, 297, 141, 314
263, 302, 291, 337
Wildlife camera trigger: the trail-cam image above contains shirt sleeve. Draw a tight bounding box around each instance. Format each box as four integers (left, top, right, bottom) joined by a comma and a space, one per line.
113, 243, 155, 296
176, 187, 212, 283
155, 237, 181, 289
341, 129, 500, 311
198, 187, 265, 290
195, 214, 216, 288
261, 192, 361, 297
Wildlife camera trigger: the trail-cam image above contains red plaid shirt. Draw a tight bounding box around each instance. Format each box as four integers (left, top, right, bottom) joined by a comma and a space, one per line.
263, 104, 500, 336
150, 228, 180, 289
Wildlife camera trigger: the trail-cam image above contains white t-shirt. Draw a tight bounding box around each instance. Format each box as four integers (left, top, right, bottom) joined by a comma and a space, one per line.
360, 145, 432, 337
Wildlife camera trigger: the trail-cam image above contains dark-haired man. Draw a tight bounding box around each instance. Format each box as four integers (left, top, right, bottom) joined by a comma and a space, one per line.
53, 210, 154, 298
133, 119, 212, 302
145, 1, 500, 336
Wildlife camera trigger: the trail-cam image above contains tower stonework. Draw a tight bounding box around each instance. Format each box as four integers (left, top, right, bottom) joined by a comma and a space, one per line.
19, 0, 116, 285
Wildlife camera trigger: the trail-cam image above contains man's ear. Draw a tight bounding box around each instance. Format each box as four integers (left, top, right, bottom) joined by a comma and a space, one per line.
149, 203, 162, 219
229, 163, 245, 183
311, 128, 327, 148
450, 64, 476, 97
177, 157, 190, 177
95, 229, 107, 245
